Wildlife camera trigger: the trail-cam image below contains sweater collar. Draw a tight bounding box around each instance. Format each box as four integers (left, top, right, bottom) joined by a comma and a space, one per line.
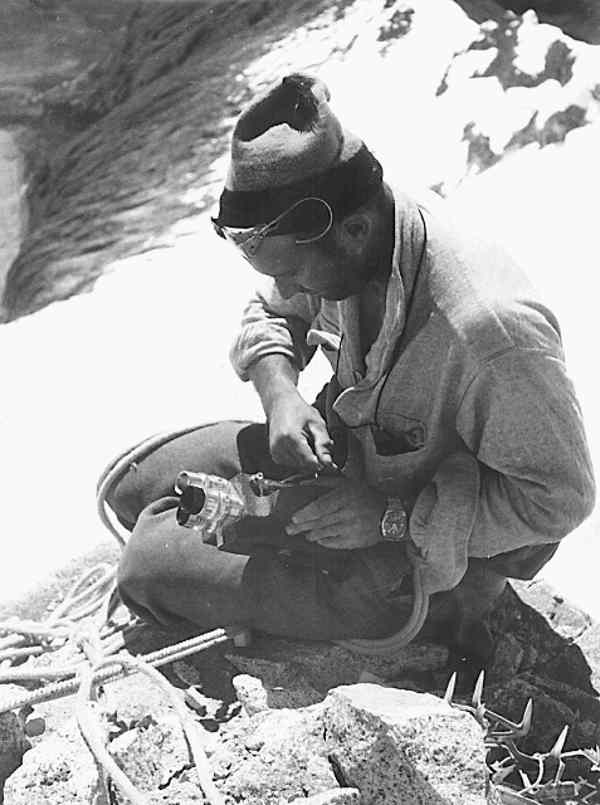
342, 187, 425, 385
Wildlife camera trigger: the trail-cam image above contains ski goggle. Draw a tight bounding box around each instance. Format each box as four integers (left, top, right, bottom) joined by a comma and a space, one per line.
211, 197, 334, 258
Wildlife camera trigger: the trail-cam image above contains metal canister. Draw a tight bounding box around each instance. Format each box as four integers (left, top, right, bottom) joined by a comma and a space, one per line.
174, 471, 245, 546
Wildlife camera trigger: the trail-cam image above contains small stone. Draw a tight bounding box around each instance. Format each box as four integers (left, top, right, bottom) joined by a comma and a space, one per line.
245, 734, 265, 752
24, 717, 46, 738
232, 673, 270, 716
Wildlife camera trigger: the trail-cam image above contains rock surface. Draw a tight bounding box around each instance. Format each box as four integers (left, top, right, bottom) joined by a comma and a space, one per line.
3, 580, 600, 802
0, 686, 29, 804
4, 722, 100, 805
323, 684, 492, 804
5, 680, 497, 804
2, 0, 600, 320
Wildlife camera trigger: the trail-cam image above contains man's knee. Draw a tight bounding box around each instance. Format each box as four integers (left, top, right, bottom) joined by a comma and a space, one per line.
117, 538, 148, 612
116, 518, 165, 614
106, 468, 144, 531
116, 497, 184, 617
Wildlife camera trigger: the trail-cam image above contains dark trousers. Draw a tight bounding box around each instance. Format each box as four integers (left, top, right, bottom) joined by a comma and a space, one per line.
110, 421, 558, 647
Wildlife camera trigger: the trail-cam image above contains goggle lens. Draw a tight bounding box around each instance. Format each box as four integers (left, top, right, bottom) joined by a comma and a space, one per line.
212, 197, 333, 256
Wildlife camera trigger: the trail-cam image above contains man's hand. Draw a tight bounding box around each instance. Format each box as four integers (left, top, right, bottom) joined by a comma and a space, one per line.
285, 476, 386, 549
248, 355, 335, 471
268, 391, 335, 470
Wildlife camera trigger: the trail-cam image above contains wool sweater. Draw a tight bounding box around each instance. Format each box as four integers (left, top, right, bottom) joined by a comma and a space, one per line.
230, 189, 595, 595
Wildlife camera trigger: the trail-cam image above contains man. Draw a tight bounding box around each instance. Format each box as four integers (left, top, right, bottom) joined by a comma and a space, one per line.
110, 74, 595, 664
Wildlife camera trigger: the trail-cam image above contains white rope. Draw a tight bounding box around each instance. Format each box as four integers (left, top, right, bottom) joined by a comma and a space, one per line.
76, 654, 225, 805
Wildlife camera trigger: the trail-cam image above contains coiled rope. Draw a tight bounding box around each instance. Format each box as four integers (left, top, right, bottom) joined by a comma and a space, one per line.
0, 627, 235, 714
96, 425, 210, 547
0, 629, 233, 805
0, 563, 116, 669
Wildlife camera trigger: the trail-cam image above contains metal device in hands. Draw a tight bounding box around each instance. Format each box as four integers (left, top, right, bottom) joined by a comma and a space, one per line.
174, 467, 337, 544
174, 471, 246, 546
247, 469, 327, 496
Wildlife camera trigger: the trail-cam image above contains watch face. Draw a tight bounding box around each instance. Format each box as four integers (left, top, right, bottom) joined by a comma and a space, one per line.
382, 502, 407, 541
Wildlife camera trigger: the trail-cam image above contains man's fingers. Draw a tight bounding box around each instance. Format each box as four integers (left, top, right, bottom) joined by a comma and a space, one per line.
306, 420, 335, 467
286, 507, 351, 534
272, 433, 321, 470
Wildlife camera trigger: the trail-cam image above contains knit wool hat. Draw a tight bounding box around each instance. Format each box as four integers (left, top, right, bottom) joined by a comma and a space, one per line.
214, 73, 383, 229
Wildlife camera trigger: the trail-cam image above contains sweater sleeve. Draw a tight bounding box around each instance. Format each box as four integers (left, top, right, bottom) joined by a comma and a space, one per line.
408, 348, 596, 594
230, 279, 322, 381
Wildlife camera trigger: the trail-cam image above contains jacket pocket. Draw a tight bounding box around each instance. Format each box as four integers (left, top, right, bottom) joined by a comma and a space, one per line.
371, 412, 427, 456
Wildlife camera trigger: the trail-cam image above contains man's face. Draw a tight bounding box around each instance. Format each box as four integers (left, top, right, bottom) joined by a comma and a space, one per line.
246, 233, 368, 301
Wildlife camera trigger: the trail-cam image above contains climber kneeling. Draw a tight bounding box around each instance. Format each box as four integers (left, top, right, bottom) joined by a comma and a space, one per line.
105, 73, 595, 666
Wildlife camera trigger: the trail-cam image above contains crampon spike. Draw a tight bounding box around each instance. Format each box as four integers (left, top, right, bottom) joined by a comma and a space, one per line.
444, 672, 457, 704
472, 669, 485, 709
518, 699, 533, 737
549, 725, 569, 759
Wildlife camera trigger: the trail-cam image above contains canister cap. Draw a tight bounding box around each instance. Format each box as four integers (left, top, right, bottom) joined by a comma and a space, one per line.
176, 486, 206, 526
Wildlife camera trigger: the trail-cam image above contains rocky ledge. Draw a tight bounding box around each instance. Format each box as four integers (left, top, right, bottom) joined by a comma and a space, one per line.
1, 579, 599, 803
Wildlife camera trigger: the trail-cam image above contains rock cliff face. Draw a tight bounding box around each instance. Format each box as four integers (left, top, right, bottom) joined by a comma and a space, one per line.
1, 0, 600, 321
0, 0, 346, 320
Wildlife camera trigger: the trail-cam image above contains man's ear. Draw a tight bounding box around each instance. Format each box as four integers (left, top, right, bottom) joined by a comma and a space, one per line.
340, 213, 372, 252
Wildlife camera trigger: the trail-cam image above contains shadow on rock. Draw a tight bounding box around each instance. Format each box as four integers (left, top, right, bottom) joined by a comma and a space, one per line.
484, 582, 600, 758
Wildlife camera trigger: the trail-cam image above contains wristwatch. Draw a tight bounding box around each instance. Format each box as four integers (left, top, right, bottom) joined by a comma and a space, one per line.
380, 497, 408, 542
